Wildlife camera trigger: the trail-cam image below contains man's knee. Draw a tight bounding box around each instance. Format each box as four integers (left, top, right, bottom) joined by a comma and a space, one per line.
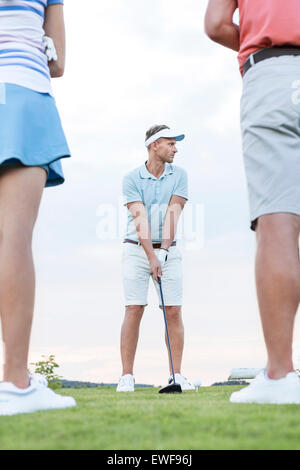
165, 306, 182, 323
256, 213, 300, 245
125, 305, 145, 317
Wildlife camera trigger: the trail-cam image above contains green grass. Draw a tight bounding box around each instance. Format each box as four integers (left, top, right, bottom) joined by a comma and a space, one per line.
1, 385, 300, 450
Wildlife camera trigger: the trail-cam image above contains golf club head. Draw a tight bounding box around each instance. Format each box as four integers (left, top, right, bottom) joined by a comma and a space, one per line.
158, 383, 182, 394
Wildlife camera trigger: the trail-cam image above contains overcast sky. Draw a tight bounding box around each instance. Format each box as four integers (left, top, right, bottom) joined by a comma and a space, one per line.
1, 1, 300, 386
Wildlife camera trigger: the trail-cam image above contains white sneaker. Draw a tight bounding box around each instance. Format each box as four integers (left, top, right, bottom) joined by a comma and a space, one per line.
230, 370, 300, 404
0, 373, 76, 416
168, 373, 195, 391
116, 374, 135, 392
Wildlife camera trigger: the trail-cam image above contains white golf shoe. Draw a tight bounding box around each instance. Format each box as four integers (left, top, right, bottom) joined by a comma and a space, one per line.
168, 373, 195, 391
0, 373, 76, 416
230, 369, 300, 404
116, 374, 135, 392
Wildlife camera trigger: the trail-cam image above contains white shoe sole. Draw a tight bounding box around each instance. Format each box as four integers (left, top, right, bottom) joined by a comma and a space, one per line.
180, 386, 195, 391
116, 389, 134, 393
230, 391, 300, 404
0, 398, 76, 416
169, 383, 195, 391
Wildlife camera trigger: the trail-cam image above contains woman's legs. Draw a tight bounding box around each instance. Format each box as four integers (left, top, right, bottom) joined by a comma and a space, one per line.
0, 165, 47, 388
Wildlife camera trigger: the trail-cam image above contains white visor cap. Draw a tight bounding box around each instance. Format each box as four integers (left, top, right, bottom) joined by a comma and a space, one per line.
145, 128, 185, 148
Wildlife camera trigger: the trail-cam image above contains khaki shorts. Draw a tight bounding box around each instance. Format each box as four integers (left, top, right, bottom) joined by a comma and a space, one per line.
241, 54, 300, 230
122, 243, 183, 307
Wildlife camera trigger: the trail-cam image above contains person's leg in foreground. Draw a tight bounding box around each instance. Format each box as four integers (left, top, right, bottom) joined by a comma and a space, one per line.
256, 214, 300, 379
0, 165, 46, 389
230, 214, 300, 404
0, 1, 76, 414
205, 0, 300, 403
0, 166, 76, 415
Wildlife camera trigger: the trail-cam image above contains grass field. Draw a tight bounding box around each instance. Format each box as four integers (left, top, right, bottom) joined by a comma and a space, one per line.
1, 385, 300, 450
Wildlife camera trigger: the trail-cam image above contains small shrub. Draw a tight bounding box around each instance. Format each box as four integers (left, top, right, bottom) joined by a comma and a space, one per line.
30, 354, 62, 389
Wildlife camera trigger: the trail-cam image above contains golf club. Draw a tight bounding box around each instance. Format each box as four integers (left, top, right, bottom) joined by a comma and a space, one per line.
157, 277, 182, 394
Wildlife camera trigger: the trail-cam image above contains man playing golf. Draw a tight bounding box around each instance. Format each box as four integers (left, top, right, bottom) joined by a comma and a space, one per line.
205, 0, 300, 403
117, 125, 195, 392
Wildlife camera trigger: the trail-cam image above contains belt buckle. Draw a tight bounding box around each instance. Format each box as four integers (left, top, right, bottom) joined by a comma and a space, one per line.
249, 52, 255, 66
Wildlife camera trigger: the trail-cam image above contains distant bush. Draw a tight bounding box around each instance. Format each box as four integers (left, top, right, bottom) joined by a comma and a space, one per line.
30, 354, 62, 389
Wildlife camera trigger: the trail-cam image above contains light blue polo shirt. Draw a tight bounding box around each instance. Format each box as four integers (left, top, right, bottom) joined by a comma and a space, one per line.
122, 162, 188, 243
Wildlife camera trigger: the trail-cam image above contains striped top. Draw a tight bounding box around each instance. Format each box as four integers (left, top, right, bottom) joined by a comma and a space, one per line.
0, 0, 64, 94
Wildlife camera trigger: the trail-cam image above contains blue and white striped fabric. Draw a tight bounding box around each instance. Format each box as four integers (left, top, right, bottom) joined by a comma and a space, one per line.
0, 0, 64, 94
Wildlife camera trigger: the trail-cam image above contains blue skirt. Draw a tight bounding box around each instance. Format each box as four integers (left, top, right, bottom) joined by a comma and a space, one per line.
0, 83, 71, 187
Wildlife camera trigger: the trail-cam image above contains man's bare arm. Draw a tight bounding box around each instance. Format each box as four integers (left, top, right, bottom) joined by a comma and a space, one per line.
127, 201, 161, 281
204, 0, 240, 52
127, 201, 155, 259
43, 4, 65, 77
161, 195, 187, 251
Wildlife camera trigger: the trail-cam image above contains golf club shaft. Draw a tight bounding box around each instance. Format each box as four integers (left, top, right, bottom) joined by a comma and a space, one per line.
158, 277, 176, 385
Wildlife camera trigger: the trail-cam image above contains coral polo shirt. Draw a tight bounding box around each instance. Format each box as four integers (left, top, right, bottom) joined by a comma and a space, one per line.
238, 0, 300, 74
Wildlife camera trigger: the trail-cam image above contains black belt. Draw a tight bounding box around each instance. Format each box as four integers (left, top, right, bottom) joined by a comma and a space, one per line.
243, 46, 300, 76
123, 239, 176, 249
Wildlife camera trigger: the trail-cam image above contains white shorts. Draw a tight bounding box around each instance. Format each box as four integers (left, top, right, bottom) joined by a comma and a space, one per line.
122, 242, 183, 307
